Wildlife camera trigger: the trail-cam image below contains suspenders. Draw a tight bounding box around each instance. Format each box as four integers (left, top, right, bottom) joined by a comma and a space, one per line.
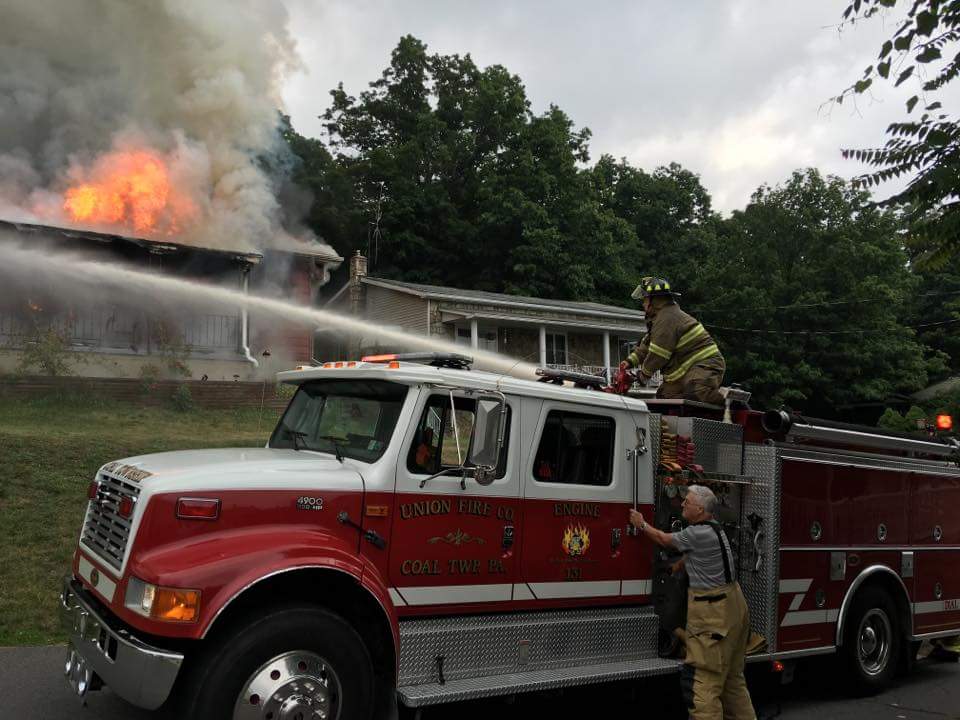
698, 520, 734, 584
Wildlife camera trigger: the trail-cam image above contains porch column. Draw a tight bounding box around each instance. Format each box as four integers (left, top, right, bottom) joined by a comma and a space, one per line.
539, 325, 547, 367
470, 318, 479, 350
603, 330, 611, 382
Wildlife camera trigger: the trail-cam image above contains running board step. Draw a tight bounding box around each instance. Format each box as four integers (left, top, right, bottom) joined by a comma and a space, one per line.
397, 657, 680, 707
398, 606, 662, 688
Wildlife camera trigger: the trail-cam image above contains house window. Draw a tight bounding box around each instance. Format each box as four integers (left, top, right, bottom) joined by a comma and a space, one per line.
545, 332, 567, 365
532, 410, 615, 486
455, 325, 498, 352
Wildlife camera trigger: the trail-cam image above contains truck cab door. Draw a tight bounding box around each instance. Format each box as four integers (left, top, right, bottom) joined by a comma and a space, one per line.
517, 399, 634, 603
387, 387, 521, 610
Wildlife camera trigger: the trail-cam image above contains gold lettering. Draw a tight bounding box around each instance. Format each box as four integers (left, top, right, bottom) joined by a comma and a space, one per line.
565, 566, 583, 580
554, 502, 600, 518
400, 499, 451, 520
488, 558, 506, 574
457, 499, 492, 517
448, 559, 481, 575
400, 559, 441, 576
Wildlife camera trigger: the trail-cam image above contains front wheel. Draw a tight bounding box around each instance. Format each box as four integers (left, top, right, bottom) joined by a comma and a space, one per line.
840, 587, 900, 696
181, 605, 375, 720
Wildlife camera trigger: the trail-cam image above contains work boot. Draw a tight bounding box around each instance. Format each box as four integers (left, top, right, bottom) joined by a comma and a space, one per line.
929, 644, 959, 663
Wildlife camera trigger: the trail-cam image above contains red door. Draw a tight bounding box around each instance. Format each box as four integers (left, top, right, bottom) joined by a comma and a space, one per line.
517, 399, 638, 603
387, 388, 521, 612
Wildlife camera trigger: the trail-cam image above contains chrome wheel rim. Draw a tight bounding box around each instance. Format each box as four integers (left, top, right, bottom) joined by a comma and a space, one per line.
857, 609, 892, 676
234, 650, 341, 720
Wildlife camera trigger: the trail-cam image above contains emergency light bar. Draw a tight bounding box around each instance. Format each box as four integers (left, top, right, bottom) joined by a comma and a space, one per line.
360, 352, 474, 369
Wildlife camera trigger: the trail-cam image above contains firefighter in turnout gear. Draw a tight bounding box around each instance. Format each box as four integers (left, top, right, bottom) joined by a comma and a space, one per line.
629, 486, 756, 720
620, 277, 725, 404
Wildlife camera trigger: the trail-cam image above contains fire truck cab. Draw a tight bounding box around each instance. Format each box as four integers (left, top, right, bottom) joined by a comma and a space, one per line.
60, 354, 960, 719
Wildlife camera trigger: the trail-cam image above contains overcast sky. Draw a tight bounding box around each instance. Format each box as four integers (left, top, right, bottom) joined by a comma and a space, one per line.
280, 0, 952, 213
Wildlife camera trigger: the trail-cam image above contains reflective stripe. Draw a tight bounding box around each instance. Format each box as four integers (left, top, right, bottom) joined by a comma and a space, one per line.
393, 584, 513, 605
664, 344, 720, 382
627, 352, 640, 367
648, 342, 672, 360
676, 323, 706, 350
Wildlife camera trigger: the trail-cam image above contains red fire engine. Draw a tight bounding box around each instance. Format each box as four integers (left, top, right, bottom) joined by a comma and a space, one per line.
60, 354, 960, 719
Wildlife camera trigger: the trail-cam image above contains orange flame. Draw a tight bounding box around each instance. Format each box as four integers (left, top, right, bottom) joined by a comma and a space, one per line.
63, 149, 198, 236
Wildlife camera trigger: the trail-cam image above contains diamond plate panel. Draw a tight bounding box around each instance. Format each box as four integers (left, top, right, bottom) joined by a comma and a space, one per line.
649, 413, 663, 513
741, 444, 781, 653
398, 606, 660, 686
676, 417, 743, 475
397, 657, 680, 707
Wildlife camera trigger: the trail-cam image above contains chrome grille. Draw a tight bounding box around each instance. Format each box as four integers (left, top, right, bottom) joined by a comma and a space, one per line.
81, 472, 141, 571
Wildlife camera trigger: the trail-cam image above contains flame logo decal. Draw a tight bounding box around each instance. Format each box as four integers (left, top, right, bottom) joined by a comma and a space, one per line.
562, 524, 591, 557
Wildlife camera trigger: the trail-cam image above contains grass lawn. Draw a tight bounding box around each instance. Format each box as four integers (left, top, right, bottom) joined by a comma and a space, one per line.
0, 392, 277, 646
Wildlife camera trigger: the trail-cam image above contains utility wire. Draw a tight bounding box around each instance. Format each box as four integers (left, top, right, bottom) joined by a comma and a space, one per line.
706, 318, 960, 336
692, 289, 960, 316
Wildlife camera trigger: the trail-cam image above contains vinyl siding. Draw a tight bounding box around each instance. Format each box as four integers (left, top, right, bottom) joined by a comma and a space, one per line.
365, 285, 428, 334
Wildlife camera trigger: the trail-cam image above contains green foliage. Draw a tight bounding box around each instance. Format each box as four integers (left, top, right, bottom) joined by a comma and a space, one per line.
691, 169, 942, 415
877, 405, 928, 433
170, 384, 195, 412
837, 0, 960, 266
16, 325, 84, 377
908, 259, 960, 377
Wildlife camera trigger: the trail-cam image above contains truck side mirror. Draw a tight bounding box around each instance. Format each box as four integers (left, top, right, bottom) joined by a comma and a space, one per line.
468, 395, 507, 486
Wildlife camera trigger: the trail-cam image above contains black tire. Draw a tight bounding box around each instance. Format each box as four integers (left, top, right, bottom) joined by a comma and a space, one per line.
840, 587, 901, 696
175, 604, 375, 720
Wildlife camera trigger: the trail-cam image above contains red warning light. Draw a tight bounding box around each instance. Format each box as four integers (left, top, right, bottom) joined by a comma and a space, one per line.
935, 414, 953, 431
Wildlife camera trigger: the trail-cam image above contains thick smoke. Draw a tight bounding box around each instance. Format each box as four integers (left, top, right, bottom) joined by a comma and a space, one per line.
0, 0, 330, 255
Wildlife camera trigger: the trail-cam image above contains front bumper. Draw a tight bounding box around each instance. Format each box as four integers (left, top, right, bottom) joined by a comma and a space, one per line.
60, 575, 184, 710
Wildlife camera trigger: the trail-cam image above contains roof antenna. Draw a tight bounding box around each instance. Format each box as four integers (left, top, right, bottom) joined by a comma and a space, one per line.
367, 181, 385, 268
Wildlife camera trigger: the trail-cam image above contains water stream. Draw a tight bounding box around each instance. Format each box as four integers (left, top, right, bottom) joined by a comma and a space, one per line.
0, 242, 540, 380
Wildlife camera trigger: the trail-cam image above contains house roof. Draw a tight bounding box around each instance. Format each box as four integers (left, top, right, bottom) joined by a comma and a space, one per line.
361, 277, 646, 323
0, 219, 343, 264
912, 376, 960, 401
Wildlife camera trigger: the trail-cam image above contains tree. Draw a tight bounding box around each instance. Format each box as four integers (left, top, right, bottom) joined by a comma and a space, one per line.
693, 169, 942, 415
838, 0, 960, 267
306, 35, 639, 303
908, 258, 960, 377
587, 156, 720, 302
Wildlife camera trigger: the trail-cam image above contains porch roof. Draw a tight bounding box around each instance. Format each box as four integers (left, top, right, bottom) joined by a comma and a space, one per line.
439, 309, 647, 335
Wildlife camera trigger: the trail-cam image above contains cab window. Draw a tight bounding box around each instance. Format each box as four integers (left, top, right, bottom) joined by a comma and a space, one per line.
407, 394, 511, 478
533, 410, 615, 486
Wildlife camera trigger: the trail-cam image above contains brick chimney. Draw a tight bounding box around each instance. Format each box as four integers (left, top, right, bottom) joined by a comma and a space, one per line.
349, 250, 367, 317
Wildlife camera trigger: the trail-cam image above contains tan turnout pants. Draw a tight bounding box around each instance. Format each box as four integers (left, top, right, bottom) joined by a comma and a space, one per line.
680, 582, 756, 720
657, 355, 726, 406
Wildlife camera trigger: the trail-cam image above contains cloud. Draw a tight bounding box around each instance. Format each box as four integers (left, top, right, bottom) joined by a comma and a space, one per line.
281, 0, 960, 212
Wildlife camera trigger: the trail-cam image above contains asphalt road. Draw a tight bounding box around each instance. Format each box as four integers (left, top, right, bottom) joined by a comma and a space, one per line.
3, 645, 959, 720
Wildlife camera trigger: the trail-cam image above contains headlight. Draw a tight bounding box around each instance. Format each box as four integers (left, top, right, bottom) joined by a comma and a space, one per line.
125, 577, 200, 622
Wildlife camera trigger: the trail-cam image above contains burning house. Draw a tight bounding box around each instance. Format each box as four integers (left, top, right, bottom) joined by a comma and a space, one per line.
0, 219, 341, 380
0, 1, 343, 381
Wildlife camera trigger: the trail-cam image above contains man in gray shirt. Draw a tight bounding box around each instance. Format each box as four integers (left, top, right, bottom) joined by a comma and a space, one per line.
629, 485, 755, 720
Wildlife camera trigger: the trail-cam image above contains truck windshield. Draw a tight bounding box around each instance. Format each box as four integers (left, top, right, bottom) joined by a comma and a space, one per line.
270, 380, 408, 462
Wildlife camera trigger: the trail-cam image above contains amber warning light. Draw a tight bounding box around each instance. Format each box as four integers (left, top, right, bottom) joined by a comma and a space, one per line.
936, 414, 953, 431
